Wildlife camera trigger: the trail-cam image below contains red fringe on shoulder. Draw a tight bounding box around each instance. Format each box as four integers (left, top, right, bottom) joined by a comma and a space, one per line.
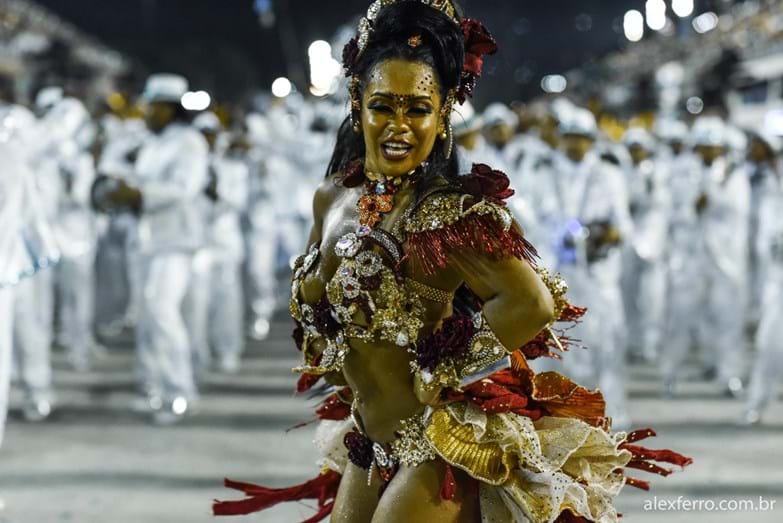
407, 213, 538, 276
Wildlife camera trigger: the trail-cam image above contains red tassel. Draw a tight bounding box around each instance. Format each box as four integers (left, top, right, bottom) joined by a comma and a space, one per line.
296, 372, 321, 394
440, 463, 457, 501
624, 476, 651, 491
621, 444, 694, 468
213, 470, 341, 518
623, 428, 657, 444
625, 460, 676, 477
406, 213, 537, 276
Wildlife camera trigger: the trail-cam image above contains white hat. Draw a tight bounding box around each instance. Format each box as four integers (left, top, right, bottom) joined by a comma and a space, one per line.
559, 107, 597, 138
724, 125, 748, 154
142, 73, 188, 103
452, 101, 483, 137
482, 103, 517, 129
691, 116, 727, 147
751, 128, 782, 155
549, 97, 576, 124
245, 112, 270, 144
655, 119, 688, 142
35, 86, 63, 111
623, 127, 655, 151
193, 111, 221, 133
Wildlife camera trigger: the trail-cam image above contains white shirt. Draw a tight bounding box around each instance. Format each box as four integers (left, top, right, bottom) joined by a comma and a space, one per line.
134, 123, 209, 255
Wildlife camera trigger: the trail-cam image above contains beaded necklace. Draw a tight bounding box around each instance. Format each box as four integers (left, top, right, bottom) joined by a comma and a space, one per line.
356, 167, 418, 229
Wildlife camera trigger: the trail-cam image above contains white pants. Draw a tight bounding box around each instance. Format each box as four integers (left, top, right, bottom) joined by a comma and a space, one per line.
661, 245, 706, 382
57, 251, 97, 361
184, 249, 213, 372
137, 252, 196, 401
0, 287, 13, 448
12, 275, 52, 399
210, 255, 244, 361
636, 257, 667, 360
247, 216, 279, 328
697, 262, 746, 386
185, 250, 244, 369
746, 272, 783, 413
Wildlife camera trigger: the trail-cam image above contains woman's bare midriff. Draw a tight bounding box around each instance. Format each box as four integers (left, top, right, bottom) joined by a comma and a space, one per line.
343, 337, 424, 443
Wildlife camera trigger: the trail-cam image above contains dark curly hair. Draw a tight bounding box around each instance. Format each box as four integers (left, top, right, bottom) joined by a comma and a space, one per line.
326, 1, 466, 195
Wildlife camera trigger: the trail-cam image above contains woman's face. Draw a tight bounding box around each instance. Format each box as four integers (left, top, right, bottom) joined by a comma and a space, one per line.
361, 58, 444, 178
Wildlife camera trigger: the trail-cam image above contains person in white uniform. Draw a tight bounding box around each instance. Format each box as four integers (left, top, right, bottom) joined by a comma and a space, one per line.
0, 103, 60, 433
528, 108, 634, 428
243, 113, 277, 340
94, 116, 150, 336
741, 131, 782, 331
189, 112, 248, 374
103, 74, 209, 423
621, 127, 669, 364
42, 97, 100, 370
452, 100, 487, 172
741, 134, 782, 425
660, 117, 749, 396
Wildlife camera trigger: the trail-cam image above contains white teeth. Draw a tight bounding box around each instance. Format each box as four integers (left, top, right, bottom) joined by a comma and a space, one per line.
384, 143, 410, 150
382, 143, 412, 159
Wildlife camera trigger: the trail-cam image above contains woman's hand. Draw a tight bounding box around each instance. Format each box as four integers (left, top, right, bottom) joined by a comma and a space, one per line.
414, 374, 443, 406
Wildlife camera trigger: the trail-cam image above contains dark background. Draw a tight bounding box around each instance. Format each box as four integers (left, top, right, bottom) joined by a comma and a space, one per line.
35, 0, 738, 106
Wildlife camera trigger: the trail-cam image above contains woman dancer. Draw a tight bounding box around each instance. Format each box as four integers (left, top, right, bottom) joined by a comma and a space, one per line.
215, 1, 691, 521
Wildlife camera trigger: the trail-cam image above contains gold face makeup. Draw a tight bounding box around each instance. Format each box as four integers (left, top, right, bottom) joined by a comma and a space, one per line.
361, 58, 443, 178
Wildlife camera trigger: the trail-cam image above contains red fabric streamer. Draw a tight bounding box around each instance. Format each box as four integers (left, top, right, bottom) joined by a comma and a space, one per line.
440, 463, 457, 501
624, 476, 651, 491
315, 389, 353, 421
213, 470, 342, 519
446, 372, 544, 419
621, 444, 694, 468
622, 428, 657, 444
296, 373, 321, 394
617, 429, 693, 489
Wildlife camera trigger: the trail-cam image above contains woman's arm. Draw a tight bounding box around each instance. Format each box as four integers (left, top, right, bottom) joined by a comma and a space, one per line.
450, 234, 556, 351
302, 175, 348, 386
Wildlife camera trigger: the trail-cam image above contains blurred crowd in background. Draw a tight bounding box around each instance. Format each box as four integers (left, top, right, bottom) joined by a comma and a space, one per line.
1, 0, 782, 454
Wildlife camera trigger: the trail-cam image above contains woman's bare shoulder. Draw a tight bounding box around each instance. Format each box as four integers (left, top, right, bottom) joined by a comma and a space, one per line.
312, 172, 347, 215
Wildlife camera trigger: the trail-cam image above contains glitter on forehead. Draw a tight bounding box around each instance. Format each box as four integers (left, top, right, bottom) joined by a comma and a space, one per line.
367, 66, 438, 100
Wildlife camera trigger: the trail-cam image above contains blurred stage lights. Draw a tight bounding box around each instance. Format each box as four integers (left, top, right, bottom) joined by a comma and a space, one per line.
645, 0, 667, 31
686, 96, 704, 115
541, 74, 567, 94
672, 0, 694, 18
271, 77, 292, 98
308, 39, 341, 97
308, 40, 331, 58
624, 10, 644, 42
692, 12, 718, 34
181, 90, 211, 111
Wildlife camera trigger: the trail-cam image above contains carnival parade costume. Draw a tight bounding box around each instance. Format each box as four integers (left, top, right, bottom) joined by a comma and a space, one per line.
214, 1, 692, 521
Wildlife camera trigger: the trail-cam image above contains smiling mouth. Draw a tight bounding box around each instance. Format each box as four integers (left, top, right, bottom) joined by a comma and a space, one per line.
381, 141, 413, 161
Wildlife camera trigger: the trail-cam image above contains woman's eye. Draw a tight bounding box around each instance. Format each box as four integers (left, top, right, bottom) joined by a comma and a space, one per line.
407, 106, 432, 116
369, 103, 393, 113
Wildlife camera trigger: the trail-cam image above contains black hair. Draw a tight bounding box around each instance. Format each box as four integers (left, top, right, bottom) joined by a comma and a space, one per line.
326, 1, 465, 196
